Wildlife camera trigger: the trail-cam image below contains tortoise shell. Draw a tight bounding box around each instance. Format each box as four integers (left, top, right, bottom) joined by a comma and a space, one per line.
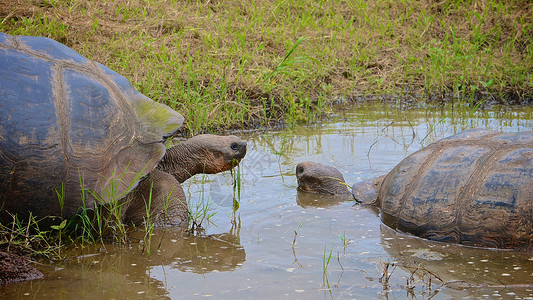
0, 33, 184, 221
377, 129, 533, 251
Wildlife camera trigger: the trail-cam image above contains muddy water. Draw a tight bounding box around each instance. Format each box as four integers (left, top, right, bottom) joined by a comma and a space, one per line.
2, 106, 533, 299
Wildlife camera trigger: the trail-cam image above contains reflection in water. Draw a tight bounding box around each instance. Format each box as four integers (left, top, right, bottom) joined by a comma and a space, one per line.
295, 190, 351, 208
380, 225, 533, 284
2, 105, 533, 299
0, 228, 245, 299
171, 232, 245, 274
379, 224, 533, 298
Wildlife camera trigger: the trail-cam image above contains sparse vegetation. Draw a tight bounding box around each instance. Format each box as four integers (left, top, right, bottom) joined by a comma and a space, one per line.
1, 170, 147, 259
187, 175, 217, 235
292, 221, 304, 248
231, 161, 242, 211
338, 231, 352, 250
323, 242, 335, 275
0, 213, 64, 259
378, 260, 397, 288
1, 0, 531, 132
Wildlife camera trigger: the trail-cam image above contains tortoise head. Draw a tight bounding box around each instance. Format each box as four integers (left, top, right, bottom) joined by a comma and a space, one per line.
296, 161, 350, 195
190, 134, 247, 174
158, 134, 247, 182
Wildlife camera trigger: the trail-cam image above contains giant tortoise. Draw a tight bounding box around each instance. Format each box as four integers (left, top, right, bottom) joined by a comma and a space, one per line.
296, 129, 533, 252
0, 32, 246, 227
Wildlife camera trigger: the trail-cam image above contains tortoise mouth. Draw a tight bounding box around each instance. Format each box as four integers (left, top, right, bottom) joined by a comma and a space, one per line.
233, 141, 247, 160
230, 157, 244, 167
297, 182, 316, 193
233, 152, 246, 161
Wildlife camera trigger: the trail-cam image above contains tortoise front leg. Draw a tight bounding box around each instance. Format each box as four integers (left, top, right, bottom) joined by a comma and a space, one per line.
123, 169, 189, 227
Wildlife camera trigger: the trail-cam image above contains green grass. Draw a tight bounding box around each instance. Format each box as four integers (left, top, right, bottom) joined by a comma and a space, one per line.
323, 242, 335, 275
187, 175, 217, 234
1, 0, 531, 133
321, 241, 335, 292
338, 231, 352, 250
0, 213, 63, 259
231, 163, 242, 211
0, 168, 157, 259
292, 221, 304, 248
142, 182, 155, 255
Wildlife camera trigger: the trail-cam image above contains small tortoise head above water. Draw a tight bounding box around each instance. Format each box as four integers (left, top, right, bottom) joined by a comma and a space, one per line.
296, 161, 351, 196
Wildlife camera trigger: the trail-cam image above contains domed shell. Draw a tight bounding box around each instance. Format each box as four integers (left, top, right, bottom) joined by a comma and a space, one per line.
0, 33, 184, 220
377, 129, 533, 251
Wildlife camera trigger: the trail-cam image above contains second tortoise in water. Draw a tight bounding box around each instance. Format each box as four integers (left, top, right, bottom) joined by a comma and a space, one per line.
296, 129, 533, 252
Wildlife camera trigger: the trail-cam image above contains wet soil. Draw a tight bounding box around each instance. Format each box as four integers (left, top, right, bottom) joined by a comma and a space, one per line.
0, 251, 43, 285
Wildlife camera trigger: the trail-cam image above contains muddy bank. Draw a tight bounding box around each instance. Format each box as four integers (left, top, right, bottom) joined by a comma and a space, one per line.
0, 251, 43, 285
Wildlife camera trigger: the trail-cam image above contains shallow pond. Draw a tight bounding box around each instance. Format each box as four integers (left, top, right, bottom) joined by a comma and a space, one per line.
2, 105, 533, 299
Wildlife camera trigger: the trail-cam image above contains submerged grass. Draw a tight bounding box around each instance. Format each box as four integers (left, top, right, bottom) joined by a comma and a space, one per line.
1, 0, 531, 132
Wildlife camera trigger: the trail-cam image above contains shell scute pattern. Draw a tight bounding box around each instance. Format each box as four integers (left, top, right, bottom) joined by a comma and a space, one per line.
0, 33, 184, 220
378, 130, 533, 250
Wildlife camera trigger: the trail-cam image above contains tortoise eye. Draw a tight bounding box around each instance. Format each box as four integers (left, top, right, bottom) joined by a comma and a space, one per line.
231, 143, 239, 151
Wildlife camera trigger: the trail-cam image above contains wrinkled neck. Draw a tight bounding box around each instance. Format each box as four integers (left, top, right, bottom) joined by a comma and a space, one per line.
156, 142, 202, 183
